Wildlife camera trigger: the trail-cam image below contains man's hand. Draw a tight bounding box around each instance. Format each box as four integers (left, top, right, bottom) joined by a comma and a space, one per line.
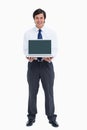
43, 57, 53, 62
26, 57, 36, 62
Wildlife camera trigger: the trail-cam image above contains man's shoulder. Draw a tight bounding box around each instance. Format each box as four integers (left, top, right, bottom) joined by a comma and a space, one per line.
45, 26, 57, 34
24, 27, 35, 36
44, 27, 57, 37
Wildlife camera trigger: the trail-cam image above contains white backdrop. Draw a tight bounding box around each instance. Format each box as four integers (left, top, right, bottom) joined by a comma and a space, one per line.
0, 0, 87, 130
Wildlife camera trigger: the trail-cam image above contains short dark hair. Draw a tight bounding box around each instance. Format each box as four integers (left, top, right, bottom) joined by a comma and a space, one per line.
33, 8, 46, 19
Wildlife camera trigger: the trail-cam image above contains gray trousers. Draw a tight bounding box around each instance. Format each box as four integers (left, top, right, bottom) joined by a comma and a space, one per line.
27, 60, 57, 121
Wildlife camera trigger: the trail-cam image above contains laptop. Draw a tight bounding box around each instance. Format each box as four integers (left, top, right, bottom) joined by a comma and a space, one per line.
28, 40, 52, 57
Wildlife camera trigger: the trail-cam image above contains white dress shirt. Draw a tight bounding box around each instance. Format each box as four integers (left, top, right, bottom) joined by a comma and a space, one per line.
23, 26, 58, 57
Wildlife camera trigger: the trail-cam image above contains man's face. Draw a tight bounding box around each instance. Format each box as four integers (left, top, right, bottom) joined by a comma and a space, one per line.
34, 13, 45, 29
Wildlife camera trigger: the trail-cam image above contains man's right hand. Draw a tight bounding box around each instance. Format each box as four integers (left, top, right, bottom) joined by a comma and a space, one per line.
26, 57, 36, 62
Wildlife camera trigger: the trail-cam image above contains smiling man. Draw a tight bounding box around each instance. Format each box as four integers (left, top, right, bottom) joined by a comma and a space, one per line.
23, 8, 59, 127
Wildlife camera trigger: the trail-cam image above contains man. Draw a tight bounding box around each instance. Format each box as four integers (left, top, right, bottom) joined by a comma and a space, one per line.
23, 8, 59, 127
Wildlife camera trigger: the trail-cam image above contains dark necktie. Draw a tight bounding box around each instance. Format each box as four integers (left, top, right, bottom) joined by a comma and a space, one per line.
37, 29, 42, 61
38, 29, 42, 39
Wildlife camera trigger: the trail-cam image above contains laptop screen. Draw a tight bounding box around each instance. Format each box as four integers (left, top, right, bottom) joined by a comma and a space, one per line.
28, 40, 51, 57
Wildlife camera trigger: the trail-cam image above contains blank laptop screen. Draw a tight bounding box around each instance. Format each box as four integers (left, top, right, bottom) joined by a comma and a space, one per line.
28, 40, 51, 55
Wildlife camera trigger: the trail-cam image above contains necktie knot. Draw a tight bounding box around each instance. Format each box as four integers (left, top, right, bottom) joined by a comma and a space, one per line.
38, 29, 42, 33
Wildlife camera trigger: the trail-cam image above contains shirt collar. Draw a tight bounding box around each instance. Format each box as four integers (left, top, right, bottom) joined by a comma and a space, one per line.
34, 26, 46, 32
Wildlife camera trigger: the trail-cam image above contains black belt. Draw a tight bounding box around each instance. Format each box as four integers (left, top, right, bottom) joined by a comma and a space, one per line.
37, 57, 43, 62
37, 59, 43, 62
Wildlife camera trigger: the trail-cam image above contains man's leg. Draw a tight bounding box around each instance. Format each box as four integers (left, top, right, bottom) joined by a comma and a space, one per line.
40, 61, 55, 117
27, 61, 40, 120
40, 61, 59, 127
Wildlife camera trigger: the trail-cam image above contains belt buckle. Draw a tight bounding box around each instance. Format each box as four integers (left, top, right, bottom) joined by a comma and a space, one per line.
37, 59, 43, 62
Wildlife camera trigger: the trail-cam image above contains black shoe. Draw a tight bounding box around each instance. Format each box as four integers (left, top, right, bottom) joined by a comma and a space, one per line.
26, 119, 35, 126
49, 120, 59, 127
